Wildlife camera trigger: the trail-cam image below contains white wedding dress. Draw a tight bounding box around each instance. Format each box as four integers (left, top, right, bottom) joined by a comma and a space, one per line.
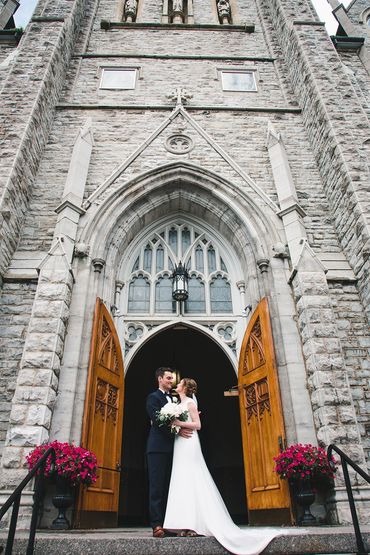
163, 398, 296, 555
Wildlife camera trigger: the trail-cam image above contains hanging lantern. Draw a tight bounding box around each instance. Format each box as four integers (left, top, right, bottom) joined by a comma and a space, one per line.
172, 262, 189, 301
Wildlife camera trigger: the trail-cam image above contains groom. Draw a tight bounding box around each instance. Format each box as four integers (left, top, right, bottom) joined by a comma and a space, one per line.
146, 367, 191, 538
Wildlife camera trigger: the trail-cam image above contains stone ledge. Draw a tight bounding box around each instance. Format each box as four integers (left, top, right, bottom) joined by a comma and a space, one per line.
31, 17, 65, 23
0, 527, 368, 555
76, 53, 276, 62
56, 104, 301, 113
100, 21, 255, 32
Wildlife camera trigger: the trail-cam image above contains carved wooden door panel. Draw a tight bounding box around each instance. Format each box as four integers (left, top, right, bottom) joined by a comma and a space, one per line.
238, 298, 291, 521
76, 298, 124, 528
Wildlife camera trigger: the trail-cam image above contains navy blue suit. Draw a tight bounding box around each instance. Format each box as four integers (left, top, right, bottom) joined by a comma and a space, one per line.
146, 389, 175, 528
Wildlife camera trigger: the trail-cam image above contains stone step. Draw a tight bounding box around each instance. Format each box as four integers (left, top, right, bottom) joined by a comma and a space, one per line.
1, 526, 369, 555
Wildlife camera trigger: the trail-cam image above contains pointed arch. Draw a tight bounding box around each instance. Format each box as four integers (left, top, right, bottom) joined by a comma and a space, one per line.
79, 161, 284, 269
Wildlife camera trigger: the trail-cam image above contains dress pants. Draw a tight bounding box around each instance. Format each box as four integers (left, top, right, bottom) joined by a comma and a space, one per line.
147, 452, 173, 528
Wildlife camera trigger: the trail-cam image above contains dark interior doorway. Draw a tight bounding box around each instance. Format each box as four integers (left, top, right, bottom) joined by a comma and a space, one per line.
118, 325, 247, 526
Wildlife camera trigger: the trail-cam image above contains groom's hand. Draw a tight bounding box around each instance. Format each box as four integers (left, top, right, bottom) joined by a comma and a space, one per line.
178, 428, 193, 439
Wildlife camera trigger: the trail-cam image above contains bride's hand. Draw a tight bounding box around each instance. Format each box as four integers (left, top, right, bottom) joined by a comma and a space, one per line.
178, 428, 193, 438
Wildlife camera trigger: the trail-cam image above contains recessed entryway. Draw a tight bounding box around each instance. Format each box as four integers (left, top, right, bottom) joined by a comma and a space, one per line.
119, 326, 247, 526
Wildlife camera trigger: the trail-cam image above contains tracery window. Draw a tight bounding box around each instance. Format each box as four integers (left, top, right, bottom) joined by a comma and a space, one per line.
126, 222, 233, 315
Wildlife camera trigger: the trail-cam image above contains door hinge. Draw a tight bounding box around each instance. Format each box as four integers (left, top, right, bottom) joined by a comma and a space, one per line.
278, 435, 287, 452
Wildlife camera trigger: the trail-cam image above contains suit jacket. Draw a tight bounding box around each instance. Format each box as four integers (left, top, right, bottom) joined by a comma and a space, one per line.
146, 389, 175, 454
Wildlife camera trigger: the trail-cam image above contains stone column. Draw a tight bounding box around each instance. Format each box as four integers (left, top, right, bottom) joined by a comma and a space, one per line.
0, 120, 93, 522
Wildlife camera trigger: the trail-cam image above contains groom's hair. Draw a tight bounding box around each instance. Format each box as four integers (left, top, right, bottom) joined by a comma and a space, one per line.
155, 367, 173, 380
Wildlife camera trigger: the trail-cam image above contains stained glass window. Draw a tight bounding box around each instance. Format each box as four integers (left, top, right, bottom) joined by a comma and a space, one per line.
185, 276, 206, 313
155, 276, 175, 313
128, 275, 150, 312
210, 275, 232, 313
126, 222, 234, 315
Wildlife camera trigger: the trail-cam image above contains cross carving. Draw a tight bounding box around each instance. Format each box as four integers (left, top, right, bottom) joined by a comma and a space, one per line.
166, 87, 193, 106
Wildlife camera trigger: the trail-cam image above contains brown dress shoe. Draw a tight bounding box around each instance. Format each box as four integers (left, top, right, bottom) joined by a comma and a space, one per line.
153, 526, 165, 538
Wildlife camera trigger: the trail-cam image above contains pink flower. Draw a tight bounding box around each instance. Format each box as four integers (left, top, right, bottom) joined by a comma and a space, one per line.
273, 443, 336, 482
26, 440, 98, 486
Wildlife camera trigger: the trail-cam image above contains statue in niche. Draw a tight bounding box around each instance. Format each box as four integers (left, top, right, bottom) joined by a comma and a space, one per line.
172, 0, 184, 23
217, 0, 231, 24
124, 0, 137, 22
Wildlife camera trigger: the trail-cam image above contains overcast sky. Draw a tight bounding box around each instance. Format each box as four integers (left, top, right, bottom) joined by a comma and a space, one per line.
14, 0, 351, 35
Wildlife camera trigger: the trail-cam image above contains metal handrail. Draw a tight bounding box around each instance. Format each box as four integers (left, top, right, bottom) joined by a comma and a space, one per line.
327, 444, 370, 555
0, 446, 56, 555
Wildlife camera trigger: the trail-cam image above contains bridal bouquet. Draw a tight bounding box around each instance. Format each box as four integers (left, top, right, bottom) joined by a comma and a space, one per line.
156, 402, 188, 434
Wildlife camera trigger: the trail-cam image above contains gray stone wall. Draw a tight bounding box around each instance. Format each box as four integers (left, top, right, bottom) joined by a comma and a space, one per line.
0, 0, 88, 279
339, 52, 370, 119
0, 282, 37, 457
265, 0, 370, 321
14, 106, 343, 261
329, 280, 370, 473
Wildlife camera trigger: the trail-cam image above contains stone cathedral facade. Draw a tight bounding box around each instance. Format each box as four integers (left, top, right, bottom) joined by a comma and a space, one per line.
0, 0, 369, 528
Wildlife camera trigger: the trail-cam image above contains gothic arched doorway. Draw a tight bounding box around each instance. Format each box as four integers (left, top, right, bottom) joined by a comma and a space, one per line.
118, 326, 247, 526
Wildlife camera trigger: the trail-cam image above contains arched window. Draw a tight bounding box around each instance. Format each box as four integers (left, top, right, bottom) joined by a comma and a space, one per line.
210, 274, 232, 313
128, 274, 150, 313
125, 222, 234, 315
155, 276, 175, 313
185, 275, 206, 313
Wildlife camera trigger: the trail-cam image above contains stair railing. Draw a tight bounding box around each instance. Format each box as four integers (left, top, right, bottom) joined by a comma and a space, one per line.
327, 444, 370, 555
0, 446, 56, 555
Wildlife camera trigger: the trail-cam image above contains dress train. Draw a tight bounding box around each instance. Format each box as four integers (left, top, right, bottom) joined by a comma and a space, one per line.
163, 399, 297, 555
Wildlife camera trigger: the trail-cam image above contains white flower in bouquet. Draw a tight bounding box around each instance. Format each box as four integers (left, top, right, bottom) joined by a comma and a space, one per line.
156, 401, 188, 433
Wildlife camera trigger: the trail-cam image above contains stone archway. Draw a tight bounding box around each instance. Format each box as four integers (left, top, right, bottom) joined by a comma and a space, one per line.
119, 325, 247, 526
53, 161, 315, 487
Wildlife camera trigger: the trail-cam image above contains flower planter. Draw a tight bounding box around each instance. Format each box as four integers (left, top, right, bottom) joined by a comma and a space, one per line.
51, 476, 75, 530
290, 478, 317, 526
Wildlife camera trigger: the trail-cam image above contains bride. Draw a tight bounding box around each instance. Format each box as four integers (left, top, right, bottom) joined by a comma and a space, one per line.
163, 378, 296, 555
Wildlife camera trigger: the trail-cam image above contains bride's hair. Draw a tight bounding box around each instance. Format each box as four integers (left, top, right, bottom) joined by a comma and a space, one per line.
182, 378, 197, 397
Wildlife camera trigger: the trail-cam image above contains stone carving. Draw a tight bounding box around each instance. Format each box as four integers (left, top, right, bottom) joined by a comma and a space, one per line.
166, 87, 193, 106
217, 0, 231, 24
74, 242, 90, 258
172, 0, 184, 23
272, 242, 289, 259
124, 0, 137, 22
215, 322, 235, 343
124, 322, 146, 345
257, 258, 269, 274
165, 134, 194, 154
92, 257, 105, 273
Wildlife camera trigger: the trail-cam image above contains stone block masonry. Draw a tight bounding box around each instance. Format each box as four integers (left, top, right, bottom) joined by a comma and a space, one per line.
329, 281, 370, 473
0, 262, 73, 488
0, 0, 89, 280
0, 283, 37, 458
264, 0, 370, 323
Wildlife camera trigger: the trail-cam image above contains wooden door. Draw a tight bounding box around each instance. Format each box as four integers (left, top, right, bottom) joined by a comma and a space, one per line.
76, 298, 125, 528
238, 298, 291, 523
